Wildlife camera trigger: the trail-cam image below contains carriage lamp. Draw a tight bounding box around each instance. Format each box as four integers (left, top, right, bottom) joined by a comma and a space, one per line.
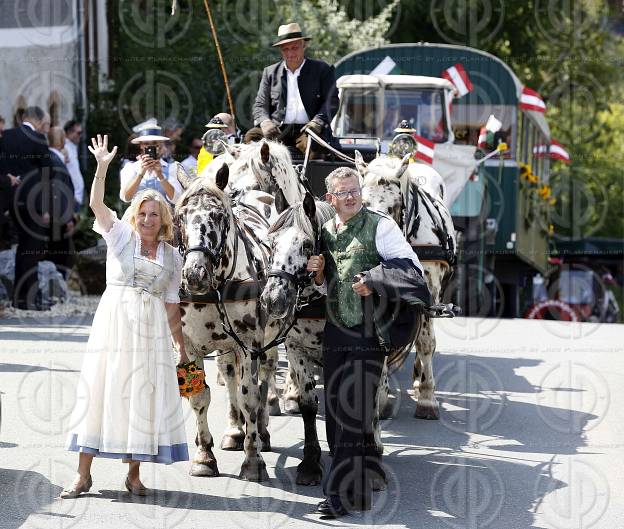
202, 128, 228, 156
389, 120, 417, 158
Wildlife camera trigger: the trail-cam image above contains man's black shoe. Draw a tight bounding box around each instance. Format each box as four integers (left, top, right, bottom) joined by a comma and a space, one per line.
316, 495, 348, 518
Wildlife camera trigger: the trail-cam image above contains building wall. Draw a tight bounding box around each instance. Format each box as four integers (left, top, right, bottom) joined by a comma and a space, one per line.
0, 0, 108, 128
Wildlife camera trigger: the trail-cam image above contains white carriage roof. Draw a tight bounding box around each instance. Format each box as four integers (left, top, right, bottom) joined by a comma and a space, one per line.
336, 74, 455, 91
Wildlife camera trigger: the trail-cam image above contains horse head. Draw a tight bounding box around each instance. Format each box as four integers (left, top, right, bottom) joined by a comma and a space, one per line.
175, 163, 233, 295
361, 155, 405, 224
261, 192, 333, 319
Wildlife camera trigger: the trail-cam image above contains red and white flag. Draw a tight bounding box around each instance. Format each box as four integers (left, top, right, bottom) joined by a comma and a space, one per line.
550, 140, 571, 163
520, 87, 546, 113
533, 140, 571, 163
442, 63, 473, 97
412, 134, 435, 164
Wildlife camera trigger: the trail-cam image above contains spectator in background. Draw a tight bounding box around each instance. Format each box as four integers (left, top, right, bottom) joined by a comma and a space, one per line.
13, 108, 25, 128
213, 112, 239, 143
119, 119, 182, 204
0, 106, 52, 309
180, 137, 202, 178
63, 120, 85, 212
120, 133, 141, 169
0, 115, 5, 137
48, 127, 76, 276
161, 117, 184, 162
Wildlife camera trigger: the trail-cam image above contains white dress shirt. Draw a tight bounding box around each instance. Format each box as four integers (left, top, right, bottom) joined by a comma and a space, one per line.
64, 140, 85, 207
284, 59, 310, 124
119, 158, 182, 204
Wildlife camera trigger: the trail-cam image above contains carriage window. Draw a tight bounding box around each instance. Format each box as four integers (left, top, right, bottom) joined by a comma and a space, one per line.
382, 88, 448, 142
334, 87, 379, 138
450, 105, 515, 154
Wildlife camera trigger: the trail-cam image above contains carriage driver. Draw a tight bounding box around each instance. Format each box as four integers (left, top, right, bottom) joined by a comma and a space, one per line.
249, 22, 339, 156
307, 167, 429, 518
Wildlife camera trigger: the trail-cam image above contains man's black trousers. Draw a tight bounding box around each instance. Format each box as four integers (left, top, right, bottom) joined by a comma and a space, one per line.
322, 320, 385, 510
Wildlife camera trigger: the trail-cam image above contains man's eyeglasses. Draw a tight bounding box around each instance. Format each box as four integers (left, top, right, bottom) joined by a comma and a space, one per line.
330, 189, 361, 200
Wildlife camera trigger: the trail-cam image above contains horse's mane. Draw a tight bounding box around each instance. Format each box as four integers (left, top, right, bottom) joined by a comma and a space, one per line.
245, 141, 304, 205
363, 156, 402, 187
175, 176, 231, 213
268, 200, 334, 241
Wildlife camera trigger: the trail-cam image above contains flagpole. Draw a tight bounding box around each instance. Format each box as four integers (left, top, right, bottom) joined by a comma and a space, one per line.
202, 0, 237, 123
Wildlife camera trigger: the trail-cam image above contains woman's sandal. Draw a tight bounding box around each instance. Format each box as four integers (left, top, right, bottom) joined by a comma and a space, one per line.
60, 475, 93, 499
125, 476, 150, 496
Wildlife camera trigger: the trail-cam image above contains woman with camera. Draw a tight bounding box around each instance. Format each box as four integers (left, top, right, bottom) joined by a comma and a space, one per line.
119, 119, 182, 204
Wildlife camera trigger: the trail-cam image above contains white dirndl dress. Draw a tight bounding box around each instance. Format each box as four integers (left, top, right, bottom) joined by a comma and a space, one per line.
65, 213, 189, 464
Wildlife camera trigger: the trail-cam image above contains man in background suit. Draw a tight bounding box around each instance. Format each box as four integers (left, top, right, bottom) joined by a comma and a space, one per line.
249, 22, 339, 155
0, 106, 52, 309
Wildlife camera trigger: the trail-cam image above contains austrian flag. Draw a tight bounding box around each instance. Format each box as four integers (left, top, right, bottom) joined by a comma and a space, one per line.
520, 87, 546, 113
412, 134, 435, 164
442, 63, 473, 97
550, 140, 571, 163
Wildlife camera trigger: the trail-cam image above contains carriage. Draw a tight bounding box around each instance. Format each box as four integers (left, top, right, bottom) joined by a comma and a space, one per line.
298, 43, 554, 319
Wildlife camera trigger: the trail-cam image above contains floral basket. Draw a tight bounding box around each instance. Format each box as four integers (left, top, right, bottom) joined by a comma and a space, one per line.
177, 361, 207, 398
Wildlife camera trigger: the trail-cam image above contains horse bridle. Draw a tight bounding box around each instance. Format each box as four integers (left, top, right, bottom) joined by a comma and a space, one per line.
266, 223, 322, 312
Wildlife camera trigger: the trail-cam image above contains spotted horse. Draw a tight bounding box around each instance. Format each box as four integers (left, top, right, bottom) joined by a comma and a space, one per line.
175, 164, 290, 480
359, 153, 457, 420
195, 140, 306, 411
260, 192, 408, 486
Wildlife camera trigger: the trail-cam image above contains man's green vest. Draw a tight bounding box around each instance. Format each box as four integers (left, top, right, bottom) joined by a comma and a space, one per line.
322, 207, 382, 328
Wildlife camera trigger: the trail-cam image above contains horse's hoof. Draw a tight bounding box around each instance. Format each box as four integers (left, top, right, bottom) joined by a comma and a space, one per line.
414, 401, 440, 420
216, 371, 225, 386
190, 460, 219, 477
283, 398, 300, 415
268, 399, 281, 416
239, 462, 269, 482
220, 434, 244, 451
296, 462, 323, 486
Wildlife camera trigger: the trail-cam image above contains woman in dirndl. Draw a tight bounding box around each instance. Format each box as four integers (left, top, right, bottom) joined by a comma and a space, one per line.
61, 135, 190, 498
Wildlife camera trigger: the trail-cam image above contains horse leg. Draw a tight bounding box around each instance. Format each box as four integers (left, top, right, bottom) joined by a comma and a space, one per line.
185, 353, 219, 477
216, 350, 245, 450
413, 316, 439, 419
286, 342, 322, 485
238, 353, 268, 482
376, 360, 395, 420
257, 352, 275, 451
282, 361, 301, 414
265, 347, 281, 416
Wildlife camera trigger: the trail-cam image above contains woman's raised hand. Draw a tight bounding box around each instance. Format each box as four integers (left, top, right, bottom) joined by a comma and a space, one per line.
88, 134, 118, 165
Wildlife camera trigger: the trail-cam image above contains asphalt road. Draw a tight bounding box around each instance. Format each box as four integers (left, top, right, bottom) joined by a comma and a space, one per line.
1, 313, 623, 529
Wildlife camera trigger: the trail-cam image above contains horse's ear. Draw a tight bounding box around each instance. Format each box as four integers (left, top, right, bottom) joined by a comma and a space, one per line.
260, 141, 270, 164
354, 150, 368, 178
303, 191, 316, 220
275, 188, 288, 214
215, 162, 229, 190
175, 161, 192, 190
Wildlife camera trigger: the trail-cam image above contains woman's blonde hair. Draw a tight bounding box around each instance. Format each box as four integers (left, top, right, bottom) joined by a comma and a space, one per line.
123, 189, 175, 241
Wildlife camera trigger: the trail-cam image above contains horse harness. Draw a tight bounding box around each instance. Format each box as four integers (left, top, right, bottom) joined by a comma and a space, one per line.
178, 198, 298, 379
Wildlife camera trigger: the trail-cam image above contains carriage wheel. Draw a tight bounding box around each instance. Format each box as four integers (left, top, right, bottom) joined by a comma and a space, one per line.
524, 299, 579, 322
